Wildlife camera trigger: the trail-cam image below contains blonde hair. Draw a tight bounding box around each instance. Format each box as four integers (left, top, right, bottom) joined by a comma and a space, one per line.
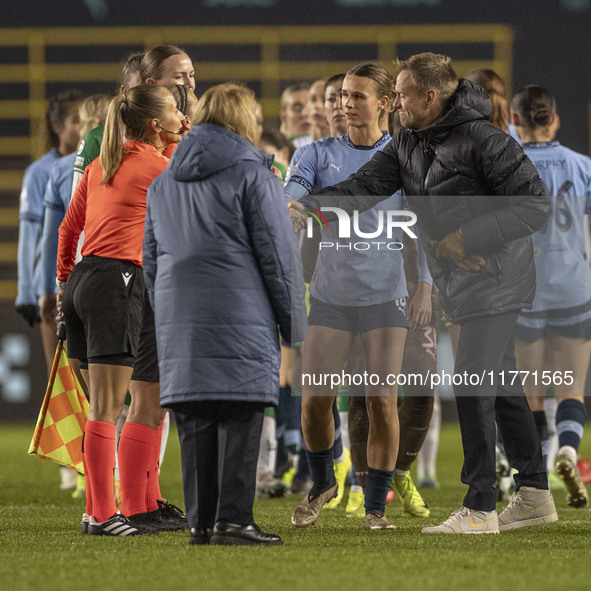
193, 83, 258, 144
396, 52, 459, 102
79, 94, 111, 140
99, 84, 171, 184
465, 68, 509, 131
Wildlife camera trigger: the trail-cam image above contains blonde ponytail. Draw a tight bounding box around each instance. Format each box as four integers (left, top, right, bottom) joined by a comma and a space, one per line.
99, 94, 126, 184
99, 84, 171, 184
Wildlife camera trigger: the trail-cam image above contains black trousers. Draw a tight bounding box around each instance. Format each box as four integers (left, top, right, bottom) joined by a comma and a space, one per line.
454, 311, 547, 511
173, 400, 265, 529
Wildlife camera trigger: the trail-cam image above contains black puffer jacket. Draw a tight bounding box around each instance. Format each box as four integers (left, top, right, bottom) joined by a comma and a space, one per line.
301, 79, 551, 323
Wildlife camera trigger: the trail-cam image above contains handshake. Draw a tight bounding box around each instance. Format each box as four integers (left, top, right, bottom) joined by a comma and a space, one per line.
288, 200, 308, 232
428, 229, 485, 272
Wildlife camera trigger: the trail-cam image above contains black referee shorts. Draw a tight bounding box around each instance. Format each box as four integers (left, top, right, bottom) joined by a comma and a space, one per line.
62, 256, 144, 364
131, 297, 159, 383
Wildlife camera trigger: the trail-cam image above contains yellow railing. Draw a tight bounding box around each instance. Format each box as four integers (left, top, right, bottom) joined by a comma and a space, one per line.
0, 24, 513, 300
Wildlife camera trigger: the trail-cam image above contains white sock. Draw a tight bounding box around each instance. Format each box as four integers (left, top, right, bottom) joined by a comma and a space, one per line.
159, 411, 170, 468
339, 411, 350, 450
418, 395, 441, 478
544, 397, 559, 471
257, 415, 277, 478
558, 445, 577, 464
395, 469, 409, 477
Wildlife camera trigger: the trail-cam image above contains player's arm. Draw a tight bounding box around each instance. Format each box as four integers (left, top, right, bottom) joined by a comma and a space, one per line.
299, 140, 403, 220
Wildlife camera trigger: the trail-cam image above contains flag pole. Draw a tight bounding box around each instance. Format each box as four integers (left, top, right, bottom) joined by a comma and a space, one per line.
30, 325, 66, 449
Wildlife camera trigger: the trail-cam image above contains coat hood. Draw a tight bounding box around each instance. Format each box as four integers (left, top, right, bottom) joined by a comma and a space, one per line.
414, 78, 492, 142
168, 123, 274, 182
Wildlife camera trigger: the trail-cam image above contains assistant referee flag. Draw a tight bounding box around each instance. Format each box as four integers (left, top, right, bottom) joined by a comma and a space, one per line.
29, 342, 89, 473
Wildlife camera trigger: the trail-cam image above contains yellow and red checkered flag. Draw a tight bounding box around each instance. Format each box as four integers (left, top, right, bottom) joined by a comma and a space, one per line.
28, 339, 89, 473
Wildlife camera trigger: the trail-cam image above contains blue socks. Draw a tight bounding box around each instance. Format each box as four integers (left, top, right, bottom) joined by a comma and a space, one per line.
307, 448, 335, 496
556, 399, 586, 452
365, 467, 394, 515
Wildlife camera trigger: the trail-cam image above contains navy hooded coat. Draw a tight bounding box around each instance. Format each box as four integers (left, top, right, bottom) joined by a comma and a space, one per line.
143, 123, 303, 408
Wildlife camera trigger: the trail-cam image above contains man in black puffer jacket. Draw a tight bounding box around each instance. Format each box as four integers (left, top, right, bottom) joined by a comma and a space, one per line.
291, 52, 558, 534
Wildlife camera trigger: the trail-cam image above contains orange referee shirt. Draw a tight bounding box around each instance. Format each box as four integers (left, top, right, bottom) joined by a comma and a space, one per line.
57, 141, 168, 281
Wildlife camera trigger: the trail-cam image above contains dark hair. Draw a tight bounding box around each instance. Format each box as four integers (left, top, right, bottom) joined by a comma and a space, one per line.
259, 126, 289, 151
511, 85, 556, 129
325, 73, 346, 94
465, 68, 509, 131
140, 45, 187, 83
166, 84, 189, 114
37, 89, 84, 159
346, 61, 395, 102
122, 52, 145, 90
100, 84, 171, 183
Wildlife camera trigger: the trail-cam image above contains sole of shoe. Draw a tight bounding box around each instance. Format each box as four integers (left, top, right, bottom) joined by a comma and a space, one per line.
556, 460, 589, 508
421, 527, 499, 535
498, 512, 558, 532
210, 535, 283, 546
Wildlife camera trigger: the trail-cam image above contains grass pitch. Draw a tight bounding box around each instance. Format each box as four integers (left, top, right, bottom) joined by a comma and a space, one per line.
1, 421, 590, 591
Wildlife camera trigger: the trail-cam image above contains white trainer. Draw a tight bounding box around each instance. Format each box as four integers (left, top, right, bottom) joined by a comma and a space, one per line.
421, 506, 499, 534
498, 486, 558, 531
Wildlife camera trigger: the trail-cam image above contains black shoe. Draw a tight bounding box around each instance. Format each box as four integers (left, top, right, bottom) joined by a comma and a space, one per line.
155, 500, 189, 531
189, 526, 213, 545
88, 513, 157, 536
128, 511, 169, 532
210, 522, 283, 546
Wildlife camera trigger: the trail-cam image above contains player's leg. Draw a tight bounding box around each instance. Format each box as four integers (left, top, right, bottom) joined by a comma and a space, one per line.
291, 321, 351, 526
551, 334, 591, 507
361, 323, 407, 530
394, 322, 437, 517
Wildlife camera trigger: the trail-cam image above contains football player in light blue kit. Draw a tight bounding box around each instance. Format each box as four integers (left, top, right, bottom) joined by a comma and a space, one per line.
287, 62, 432, 530
511, 85, 591, 508
39, 94, 111, 331
16, 90, 84, 378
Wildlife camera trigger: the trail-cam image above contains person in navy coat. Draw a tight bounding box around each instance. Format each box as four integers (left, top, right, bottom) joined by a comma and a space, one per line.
144, 83, 306, 546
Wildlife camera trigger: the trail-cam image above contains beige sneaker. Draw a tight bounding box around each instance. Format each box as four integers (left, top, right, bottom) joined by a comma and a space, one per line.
364, 513, 396, 530
497, 486, 558, 531
421, 506, 499, 534
291, 483, 338, 527
556, 451, 589, 508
